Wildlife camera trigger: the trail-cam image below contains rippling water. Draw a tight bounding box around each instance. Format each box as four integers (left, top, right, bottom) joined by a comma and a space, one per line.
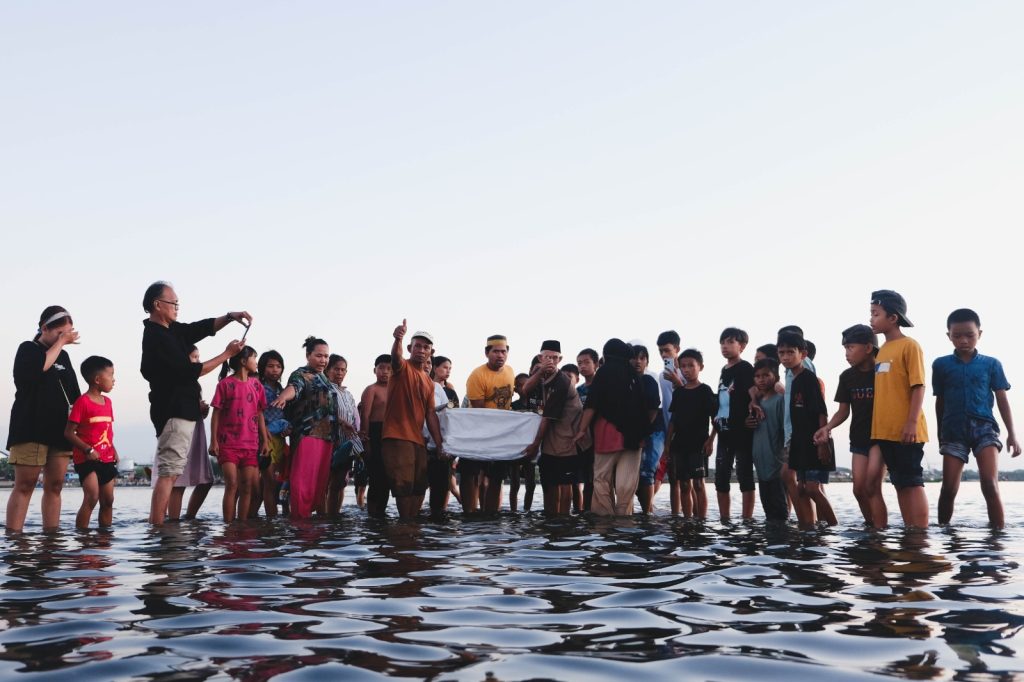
2, 483, 1023, 680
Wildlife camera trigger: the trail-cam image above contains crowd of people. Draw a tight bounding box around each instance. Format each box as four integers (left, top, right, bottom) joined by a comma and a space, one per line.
4, 283, 1020, 533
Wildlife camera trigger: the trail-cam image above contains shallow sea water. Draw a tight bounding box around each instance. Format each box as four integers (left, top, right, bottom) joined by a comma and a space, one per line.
1, 482, 1022, 681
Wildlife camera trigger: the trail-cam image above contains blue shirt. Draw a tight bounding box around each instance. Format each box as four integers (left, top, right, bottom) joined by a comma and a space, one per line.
932, 352, 1010, 442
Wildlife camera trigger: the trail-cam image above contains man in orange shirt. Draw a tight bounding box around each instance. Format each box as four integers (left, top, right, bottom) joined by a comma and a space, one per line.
381, 319, 445, 520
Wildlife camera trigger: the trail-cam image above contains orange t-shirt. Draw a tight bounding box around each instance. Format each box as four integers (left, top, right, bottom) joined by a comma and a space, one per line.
382, 356, 435, 445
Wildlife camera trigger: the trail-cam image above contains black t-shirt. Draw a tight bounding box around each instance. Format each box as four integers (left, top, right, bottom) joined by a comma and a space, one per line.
140, 318, 216, 436
717, 360, 754, 447
7, 340, 81, 449
641, 374, 666, 432
668, 383, 717, 454
443, 386, 459, 409
835, 367, 874, 449
789, 369, 832, 471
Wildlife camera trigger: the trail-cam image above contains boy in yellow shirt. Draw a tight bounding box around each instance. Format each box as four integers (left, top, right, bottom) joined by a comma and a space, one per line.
869, 289, 929, 529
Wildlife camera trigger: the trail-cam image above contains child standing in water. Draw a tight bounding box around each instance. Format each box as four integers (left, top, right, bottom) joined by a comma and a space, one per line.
259, 350, 289, 518
933, 308, 1020, 528
64, 356, 119, 529
869, 289, 929, 529
210, 346, 270, 522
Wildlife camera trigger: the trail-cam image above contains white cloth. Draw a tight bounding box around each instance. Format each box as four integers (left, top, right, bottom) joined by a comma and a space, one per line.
424, 382, 449, 449
441, 408, 542, 461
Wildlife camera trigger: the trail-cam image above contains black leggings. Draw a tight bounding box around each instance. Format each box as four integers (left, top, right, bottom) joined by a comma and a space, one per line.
714, 433, 755, 493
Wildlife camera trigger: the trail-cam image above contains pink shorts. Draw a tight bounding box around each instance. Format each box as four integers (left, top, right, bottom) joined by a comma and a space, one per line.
218, 448, 258, 468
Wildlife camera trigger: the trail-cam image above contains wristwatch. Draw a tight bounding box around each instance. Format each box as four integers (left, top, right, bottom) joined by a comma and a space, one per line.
87, 447, 96, 457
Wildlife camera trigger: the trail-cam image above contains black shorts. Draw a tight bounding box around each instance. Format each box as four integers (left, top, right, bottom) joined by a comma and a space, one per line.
875, 440, 925, 488
74, 460, 119, 486
539, 454, 579, 487
668, 450, 707, 482
459, 458, 508, 481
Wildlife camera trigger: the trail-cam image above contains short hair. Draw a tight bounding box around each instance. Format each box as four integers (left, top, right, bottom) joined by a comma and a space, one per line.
303, 336, 328, 354
719, 327, 749, 345
778, 324, 804, 336
776, 331, 807, 351
80, 355, 113, 384
806, 340, 817, 361
756, 343, 779, 361
679, 348, 704, 365
258, 350, 285, 379
632, 344, 650, 361
374, 354, 391, 367
515, 372, 530, 381
577, 348, 599, 364
656, 330, 680, 347
947, 308, 981, 329
753, 358, 780, 379
561, 363, 580, 376
327, 354, 347, 371
142, 281, 171, 313
529, 354, 542, 371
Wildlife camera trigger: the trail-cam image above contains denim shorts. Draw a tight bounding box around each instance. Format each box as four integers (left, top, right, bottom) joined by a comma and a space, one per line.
797, 469, 830, 484
639, 430, 665, 485
939, 417, 1003, 463
875, 440, 925, 489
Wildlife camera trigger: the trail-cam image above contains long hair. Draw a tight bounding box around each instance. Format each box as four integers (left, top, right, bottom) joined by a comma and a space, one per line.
220, 345, 258, 380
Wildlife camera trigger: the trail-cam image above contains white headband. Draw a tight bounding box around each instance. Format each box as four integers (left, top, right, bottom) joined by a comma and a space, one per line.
41, 311, 70, 328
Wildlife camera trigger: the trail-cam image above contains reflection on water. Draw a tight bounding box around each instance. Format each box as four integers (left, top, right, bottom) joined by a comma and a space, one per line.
1, 485, 1023, 680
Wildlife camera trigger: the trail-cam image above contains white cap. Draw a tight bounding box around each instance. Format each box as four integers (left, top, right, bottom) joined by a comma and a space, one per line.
411, 331, 434, 344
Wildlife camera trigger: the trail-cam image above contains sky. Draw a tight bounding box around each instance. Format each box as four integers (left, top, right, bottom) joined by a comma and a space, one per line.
2, 2, 1022, 469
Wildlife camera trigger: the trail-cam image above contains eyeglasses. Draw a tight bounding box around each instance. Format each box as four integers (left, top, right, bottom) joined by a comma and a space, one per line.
157, 299, 180, 310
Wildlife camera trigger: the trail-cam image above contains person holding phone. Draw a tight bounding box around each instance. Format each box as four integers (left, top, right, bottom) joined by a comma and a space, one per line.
5, 305, 82, 532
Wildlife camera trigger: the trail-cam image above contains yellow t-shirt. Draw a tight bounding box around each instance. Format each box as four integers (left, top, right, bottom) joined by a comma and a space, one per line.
870, 336, 929, 443
466, 364, 516, 410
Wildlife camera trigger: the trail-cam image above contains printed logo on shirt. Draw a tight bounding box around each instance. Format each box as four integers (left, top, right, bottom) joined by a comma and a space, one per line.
849, 387, 873, 400
490, 385, 514, 409
793, 390, 806, 410
876, 362, 891, 374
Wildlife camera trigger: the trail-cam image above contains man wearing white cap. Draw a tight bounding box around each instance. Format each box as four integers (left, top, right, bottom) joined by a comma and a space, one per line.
381, 319, 444, 519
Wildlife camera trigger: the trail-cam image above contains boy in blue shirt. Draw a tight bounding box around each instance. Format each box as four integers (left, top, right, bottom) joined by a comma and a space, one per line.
933, 308, 1020, 528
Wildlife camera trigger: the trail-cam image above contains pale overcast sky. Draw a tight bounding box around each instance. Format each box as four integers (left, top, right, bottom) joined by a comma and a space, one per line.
2, 2, 1022, 469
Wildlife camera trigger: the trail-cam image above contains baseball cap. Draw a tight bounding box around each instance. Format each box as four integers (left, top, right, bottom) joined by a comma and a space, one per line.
870, 290, 913, 327
411, 331, 434, 344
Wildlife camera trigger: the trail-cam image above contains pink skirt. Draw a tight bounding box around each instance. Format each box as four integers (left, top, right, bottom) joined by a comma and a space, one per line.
289, 436, 332, 519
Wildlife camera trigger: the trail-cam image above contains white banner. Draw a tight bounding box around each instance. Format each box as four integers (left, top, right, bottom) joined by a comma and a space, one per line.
441, 409, 542, 461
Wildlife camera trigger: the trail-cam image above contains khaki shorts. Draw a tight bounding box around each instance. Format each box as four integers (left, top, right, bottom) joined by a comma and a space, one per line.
155, 418, 196, 479
380, 438, 428, 497
8, 442, 71, 467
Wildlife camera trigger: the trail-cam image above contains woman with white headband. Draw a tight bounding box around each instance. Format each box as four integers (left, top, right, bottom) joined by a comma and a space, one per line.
5, 306, 82, 532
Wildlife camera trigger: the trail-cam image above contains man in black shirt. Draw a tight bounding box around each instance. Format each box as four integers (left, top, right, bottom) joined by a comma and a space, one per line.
140, 281, 251, 524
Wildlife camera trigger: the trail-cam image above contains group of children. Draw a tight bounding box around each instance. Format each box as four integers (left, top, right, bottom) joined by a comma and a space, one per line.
62, 288, 1018, 530
655, 289, 1019, 530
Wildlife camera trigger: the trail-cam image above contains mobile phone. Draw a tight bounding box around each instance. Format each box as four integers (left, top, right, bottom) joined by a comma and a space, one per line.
663, 358, 674, 369
240, 322, 251, 343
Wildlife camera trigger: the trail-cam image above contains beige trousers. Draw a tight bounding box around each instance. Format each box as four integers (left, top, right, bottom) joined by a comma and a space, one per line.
591, 448, 641, 516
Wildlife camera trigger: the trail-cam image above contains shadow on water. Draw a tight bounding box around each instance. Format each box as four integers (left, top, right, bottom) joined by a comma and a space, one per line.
1, 489, 1023, 680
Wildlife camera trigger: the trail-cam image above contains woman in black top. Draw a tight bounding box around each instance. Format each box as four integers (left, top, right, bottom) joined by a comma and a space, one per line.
6, 306, 82, 532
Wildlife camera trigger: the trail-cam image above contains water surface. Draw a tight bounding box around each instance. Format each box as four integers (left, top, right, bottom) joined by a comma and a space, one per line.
2, 483, 1022, 680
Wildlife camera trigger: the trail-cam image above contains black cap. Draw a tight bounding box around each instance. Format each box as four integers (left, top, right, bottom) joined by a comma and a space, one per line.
841, 324, 877, 346
870, 289, 913, 327
540, 340, 561, 353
